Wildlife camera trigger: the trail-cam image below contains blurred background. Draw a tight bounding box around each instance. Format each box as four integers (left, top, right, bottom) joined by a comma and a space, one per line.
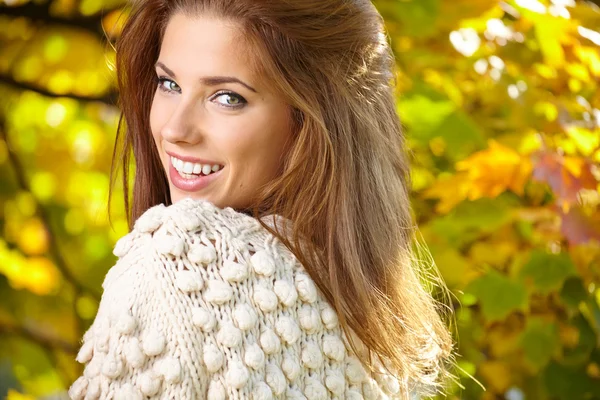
0, 0, 599, 399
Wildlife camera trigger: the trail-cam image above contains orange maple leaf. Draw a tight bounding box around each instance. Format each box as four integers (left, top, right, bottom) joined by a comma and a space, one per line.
423, 140, 533, 213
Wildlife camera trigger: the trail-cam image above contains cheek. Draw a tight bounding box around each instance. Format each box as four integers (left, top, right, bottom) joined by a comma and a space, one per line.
231, 120, 290, 178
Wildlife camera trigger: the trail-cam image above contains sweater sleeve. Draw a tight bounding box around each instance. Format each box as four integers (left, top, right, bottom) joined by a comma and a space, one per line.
68, 198, 402, 400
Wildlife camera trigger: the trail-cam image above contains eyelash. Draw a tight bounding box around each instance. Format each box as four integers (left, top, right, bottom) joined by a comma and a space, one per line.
155, 76, 247, 109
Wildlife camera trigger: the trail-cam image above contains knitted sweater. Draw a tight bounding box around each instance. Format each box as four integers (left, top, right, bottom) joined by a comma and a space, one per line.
68, 198, 404, 399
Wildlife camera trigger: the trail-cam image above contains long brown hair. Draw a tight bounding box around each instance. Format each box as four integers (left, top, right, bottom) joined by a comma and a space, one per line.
109, 0, 457, 396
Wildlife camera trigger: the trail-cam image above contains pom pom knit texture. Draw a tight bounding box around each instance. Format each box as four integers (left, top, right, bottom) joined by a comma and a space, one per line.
69, 198, 402, 399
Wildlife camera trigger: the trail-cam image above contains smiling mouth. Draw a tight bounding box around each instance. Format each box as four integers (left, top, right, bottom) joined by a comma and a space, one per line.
170, 156, 224, 179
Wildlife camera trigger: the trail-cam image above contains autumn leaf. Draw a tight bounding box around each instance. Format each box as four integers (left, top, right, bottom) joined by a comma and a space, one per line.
534, 17, 570, 68
421, 173, 471, 213
455, 139, 533, 197
575, 46, 600, 77
565, 127, 600, 157
423, 139, 533, 213
478, 360, 513, 393
531, 149, 597, 211
1, 0, 600, 399
559, 205, 600, 245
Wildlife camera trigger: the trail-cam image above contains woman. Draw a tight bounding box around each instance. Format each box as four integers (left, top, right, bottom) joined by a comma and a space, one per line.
69, 0, 456, 398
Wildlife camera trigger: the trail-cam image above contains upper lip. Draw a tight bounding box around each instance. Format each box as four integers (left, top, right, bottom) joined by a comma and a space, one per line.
166, 151, 223, 165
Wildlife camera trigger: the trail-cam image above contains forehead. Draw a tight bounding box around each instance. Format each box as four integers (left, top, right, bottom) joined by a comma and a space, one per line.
158, 13, 263, 81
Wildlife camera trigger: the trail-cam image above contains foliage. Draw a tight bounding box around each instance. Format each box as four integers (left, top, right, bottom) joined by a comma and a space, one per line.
0, 0, 599, 399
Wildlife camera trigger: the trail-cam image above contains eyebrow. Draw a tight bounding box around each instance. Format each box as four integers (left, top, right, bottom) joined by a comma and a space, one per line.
155, 61, 258, 93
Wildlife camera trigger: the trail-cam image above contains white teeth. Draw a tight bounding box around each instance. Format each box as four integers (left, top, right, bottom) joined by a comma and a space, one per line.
183, 162, 194, 174
170, 156, 223, 176
174, 158, 183, 170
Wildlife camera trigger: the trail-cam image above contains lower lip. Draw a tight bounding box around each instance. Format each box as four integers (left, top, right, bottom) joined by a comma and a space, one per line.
169, 161, 222, 192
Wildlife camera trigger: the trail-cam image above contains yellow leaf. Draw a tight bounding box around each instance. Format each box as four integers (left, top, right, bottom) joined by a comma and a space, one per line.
566, 127, 600, 157
587, 363, 600, 379
568, 78, 582, 93
0, 240, 60, 296
469, 240, 517, 269
23, 257, 61, 296
6, 389, 36, 400
535, 19, 568, 67
459, 4, 504, 30
534, 63, 558, 79
456, 139, 533, 197
17, 218, 49, 256
102, 8, 130, 39
428, 136, 447, 156
16, 191, 37, 217
422, 174, 470, 214
519, 131, 544, 155
479, 360, 512, 393
410, 166, 436, 192
563, 155, 588, 177
575, 46, 600, 77
422, 140, 533, 212
486, 324, 521, 358
565, 63, 590, 82
558, 322, 580, 348
431, 247, 476, 289
533, 101, 558, 122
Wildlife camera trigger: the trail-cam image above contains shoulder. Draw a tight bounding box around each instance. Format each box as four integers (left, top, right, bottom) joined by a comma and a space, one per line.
70, 199, 401, 399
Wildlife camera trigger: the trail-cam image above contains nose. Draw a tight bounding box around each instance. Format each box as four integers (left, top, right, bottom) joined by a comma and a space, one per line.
160, 97, 204, 144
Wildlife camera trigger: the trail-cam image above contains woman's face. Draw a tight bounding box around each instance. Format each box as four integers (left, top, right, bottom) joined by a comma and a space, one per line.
150, 13, 293, 210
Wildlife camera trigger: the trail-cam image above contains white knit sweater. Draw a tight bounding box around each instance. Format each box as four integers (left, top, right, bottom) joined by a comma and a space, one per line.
68, 198, 404, 399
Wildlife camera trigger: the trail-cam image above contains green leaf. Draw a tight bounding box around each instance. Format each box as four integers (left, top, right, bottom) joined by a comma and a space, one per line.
389, 0, 440, 38
562, 314, 597, 366
560, 277, 588, 310
1, 338, 64, 397
519, 250, 577, 294
398, 84, 485, 162
430, 110, 486, 162
430, 196, 514, 247
519, 318, 560, 369
465, 269, 528, 321
543, 361, 600, 400
398, 94, 455, 138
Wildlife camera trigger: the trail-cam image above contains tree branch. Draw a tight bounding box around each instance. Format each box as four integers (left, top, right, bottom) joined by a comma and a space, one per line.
0, 320, 79, 388
0, 322, 77, 355
0, 117, 102, 303
0, 74, 119, 106
0, 0, 125, 38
